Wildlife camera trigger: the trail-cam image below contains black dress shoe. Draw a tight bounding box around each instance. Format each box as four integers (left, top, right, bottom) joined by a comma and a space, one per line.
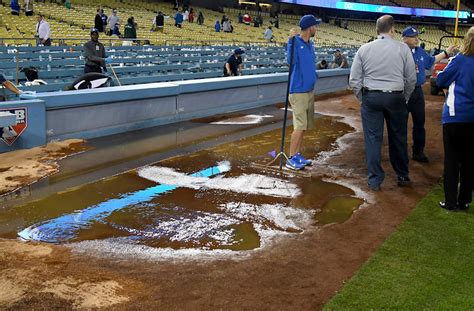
413, 152, 429, 163
457, 202, 470, 211
440, 201, 457, 211
397, 176, 411, 187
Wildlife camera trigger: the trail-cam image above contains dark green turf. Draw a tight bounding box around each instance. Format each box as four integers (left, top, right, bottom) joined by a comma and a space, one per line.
325, 183, 474, 310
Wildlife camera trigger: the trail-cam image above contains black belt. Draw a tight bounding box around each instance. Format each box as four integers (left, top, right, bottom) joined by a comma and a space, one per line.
362, 88, 402, 94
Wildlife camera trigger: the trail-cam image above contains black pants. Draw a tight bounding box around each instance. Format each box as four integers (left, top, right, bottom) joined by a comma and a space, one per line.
443, 122, 474, 208
407, 86, 425, 154
84, 64, 102, 74
361, 91, 409, 187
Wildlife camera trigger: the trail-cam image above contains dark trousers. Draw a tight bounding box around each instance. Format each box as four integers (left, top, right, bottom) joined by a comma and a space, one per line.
84, 64, 102, 74
443, 122, 474, 207
407, 86, 425, 154
361, 91, 409, 187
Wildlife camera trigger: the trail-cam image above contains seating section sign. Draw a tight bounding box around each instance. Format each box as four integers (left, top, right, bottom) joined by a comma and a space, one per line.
0, 107, 27, 146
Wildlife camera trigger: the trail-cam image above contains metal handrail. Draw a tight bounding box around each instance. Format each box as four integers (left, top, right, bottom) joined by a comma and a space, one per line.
0, 37, 284, 47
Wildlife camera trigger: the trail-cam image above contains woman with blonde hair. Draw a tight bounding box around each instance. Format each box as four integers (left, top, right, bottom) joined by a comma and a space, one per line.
436, 26, 474, 211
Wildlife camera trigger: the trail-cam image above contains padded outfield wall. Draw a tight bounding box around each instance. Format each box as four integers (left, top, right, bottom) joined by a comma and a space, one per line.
0, 69, 350, 153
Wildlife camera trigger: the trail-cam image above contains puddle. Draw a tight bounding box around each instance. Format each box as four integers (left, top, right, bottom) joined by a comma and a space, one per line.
1, 116, 364, 257
315, 196, 365, 225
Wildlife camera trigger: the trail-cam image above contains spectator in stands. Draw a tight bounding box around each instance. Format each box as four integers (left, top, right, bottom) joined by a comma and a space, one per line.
188, 8, 194, 23
402, 26, 456, 163
64, 0, 71, 9
10, 0, 20, 15
437, 26, 474, 211
214, 20, 221, 32
101, 9, 107, 30
95, 9, 105, 33
183, 9, 189, 21
285, 15, 320, 171
264, 26, 273, 42
107, 9, 120, 36
153, 11, 165, 32
174, 8, 183, 28
24, 0, 33, 16
343, 20, 348, 30
221, 15, 227, 25
223, 19, 232, 33
274, 14, 279, 29
83, 28, 111, 74
243, 13, 251, 25
349, 15, 416, 191
223, 48, 244, 77
36, 14, 51, 46
124, 17, 137, 43
316, 59, 328, 70
238, 13, 243, 24
197, 11, 204, 25
331, 49, 348, 68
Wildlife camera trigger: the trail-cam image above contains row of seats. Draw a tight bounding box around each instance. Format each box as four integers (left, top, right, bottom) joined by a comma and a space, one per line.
0, 45, 356, 96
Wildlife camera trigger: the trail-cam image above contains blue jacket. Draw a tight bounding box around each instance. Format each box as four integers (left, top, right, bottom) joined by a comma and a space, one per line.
437, 53, 474, 124
412, 47, 435, 86
287, 36, 317, 94
174, 12, 183, 24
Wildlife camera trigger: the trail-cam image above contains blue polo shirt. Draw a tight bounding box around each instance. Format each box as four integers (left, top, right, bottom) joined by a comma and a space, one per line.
287, 36, 317, 94
412, 47, 435, 86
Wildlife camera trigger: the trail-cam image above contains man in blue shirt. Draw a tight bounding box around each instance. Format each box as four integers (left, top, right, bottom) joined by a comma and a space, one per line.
286, 15, 320, 170
402, 26, 455, 163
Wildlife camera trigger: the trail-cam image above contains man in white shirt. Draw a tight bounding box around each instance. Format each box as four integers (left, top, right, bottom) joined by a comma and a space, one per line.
36, 14, 51, 46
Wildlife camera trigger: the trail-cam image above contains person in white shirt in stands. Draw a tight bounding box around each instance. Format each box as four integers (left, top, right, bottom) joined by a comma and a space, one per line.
36, 14, 51, 46
24, 0, 34, 16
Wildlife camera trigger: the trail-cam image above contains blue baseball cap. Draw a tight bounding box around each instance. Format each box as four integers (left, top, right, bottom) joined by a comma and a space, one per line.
299, 15, 320, 30
402, 26, 419, 37
234, 48, 245, 55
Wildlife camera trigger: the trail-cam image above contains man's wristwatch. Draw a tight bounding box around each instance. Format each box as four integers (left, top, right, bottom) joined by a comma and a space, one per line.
443, 51, 449, 58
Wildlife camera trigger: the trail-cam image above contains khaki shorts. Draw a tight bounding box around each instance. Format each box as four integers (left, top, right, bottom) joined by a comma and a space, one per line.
289, 92, 315, 130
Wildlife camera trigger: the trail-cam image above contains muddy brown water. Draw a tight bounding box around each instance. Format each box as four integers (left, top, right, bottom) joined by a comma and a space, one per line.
0, 112, 363, 253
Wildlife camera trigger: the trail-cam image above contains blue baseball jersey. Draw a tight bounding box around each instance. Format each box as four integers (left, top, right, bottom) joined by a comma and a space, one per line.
412, 47, 435, 86
287, 35, 317, 94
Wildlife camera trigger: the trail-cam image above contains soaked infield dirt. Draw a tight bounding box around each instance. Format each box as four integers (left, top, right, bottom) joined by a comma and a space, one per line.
0, 86, 446, 309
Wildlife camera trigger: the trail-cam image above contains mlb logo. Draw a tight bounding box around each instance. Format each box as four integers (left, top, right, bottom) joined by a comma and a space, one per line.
1, 107, 27, 146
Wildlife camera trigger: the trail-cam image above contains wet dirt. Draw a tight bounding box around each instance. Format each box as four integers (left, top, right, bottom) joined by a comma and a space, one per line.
0, 86, 446, 309
1, 117, 359, 253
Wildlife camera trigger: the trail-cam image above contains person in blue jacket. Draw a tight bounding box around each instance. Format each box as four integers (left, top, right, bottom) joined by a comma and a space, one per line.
402, 26, 455, 163
436, 26, 474, 211
174, 9, 184, 28
285, 15, 320, 170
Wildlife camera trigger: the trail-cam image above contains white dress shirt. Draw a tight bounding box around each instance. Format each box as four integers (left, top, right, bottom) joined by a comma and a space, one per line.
36, 20, 50, 40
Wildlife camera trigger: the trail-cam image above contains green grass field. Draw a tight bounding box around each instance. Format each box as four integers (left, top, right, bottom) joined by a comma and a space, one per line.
325, 183, 474, 310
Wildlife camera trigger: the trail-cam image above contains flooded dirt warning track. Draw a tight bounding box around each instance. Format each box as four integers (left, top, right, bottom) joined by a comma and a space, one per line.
0, 103, 363, 260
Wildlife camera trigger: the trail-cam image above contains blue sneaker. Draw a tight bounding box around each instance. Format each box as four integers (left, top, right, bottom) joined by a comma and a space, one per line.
286, 157, 305, 170
293, 152, 312, 166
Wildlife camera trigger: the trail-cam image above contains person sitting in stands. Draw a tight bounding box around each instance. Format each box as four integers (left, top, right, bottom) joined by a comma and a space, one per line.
214, 20, 221, 32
